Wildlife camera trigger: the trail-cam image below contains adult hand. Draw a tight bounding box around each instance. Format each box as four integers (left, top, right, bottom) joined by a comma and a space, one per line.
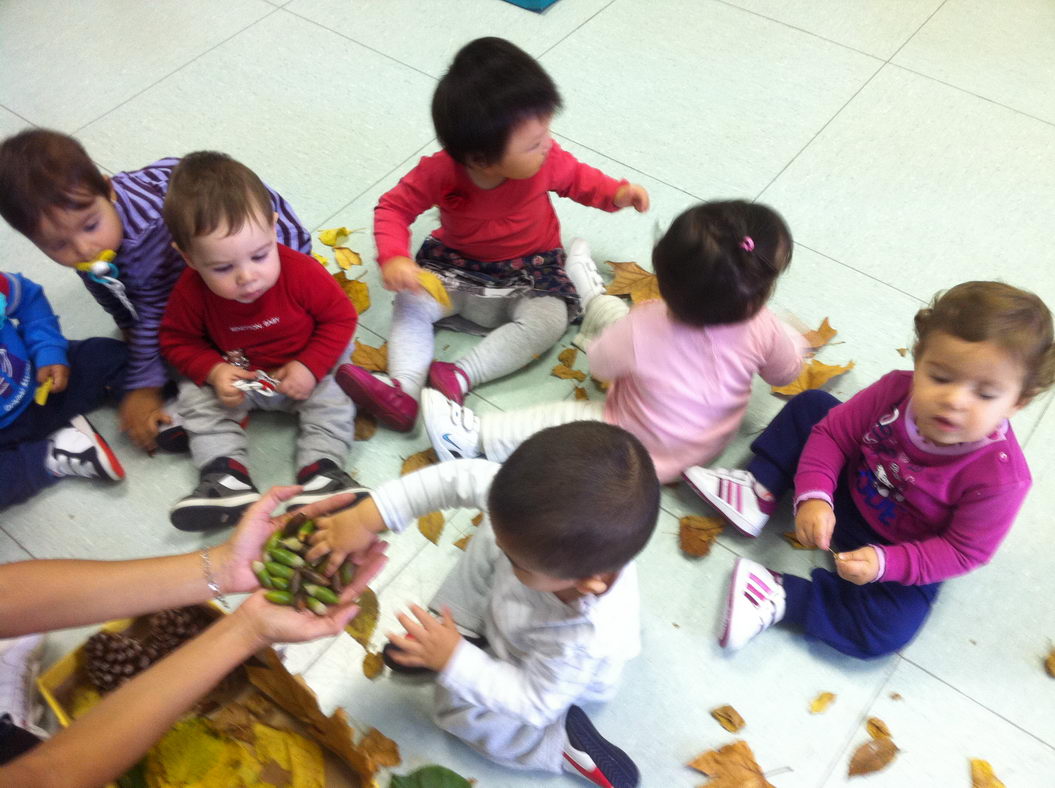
119, 386, 169, 452
36, 363, 70, 394
381, 256, 424, 293
794, 498, 836, 551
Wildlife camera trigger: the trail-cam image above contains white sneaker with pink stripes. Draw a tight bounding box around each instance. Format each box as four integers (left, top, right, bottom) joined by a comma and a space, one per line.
720, 558, 785, 650
682, 467, 771, 537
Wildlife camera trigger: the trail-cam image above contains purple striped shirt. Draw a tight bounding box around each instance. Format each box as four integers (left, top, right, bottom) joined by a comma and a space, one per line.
80, 158, 311, 391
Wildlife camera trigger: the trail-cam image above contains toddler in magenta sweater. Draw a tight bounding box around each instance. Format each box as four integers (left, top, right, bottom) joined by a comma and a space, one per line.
685, 281, 1053, 658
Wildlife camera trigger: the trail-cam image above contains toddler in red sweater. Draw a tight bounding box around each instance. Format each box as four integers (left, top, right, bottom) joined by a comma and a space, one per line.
159, 152, 365, 531
337, 37, 649, 431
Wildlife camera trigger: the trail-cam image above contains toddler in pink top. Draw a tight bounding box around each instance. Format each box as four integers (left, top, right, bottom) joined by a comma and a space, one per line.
419, 201, 806, 484
337, 37, 648, 432
686, 281, 1054, 658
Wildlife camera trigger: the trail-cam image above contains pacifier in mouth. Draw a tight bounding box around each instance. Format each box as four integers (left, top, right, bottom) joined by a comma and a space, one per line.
74, 250, 117, 276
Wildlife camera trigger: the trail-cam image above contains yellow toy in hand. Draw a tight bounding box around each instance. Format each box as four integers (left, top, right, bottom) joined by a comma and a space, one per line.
417, 270, 451, 308
34, 377, 53, 406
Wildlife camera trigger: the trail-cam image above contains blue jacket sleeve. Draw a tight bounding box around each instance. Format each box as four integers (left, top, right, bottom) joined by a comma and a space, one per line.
4, 273, 68, 368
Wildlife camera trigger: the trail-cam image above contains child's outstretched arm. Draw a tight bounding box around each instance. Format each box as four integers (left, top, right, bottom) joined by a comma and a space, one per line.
547, 142, 649, 213
2, 272, 69, 393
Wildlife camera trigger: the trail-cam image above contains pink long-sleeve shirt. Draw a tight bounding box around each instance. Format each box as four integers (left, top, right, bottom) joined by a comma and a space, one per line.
589, 300, 805, 483
795, 370, 1031, 586
373, 142, 627, 265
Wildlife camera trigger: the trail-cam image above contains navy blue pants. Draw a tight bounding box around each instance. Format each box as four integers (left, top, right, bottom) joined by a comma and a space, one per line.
0, 338, 127, 508
746, 389, 939, 659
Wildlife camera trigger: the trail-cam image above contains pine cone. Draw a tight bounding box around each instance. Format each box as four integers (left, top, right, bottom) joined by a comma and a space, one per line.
84, 632, 154, 692
146, 607, 209, 656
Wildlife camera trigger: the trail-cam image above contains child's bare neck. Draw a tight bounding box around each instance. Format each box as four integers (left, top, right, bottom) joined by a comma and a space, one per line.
466, 166, 506, 190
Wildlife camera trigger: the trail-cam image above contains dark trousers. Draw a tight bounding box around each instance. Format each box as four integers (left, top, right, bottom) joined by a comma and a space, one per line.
0, 338, 127, 508
0, 714, 41, 765
747, 389, 939, 659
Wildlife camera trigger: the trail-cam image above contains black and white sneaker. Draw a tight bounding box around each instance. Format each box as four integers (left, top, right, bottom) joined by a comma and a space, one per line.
287, 458, 369, 510
45, 415, 125, 481
562, 705, 639, 788
169, 456, 260, 531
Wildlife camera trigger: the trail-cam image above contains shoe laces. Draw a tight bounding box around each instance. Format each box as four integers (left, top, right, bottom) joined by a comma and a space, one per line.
49, 451, 102, 479
450, 399, 478, 432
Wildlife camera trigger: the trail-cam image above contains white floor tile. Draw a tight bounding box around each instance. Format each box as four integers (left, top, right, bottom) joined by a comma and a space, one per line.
0, 530, 30, 562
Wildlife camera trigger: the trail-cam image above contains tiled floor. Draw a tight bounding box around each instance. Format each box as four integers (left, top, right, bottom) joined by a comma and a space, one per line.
2, 1, 1054, 785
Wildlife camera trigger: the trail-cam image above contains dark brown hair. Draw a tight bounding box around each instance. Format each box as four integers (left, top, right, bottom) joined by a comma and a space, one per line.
488, 422, 660, 579
0, 129, 109, 237
652, 200, 792, 326
163, 151, 274, 252
914, 281, 1055, 401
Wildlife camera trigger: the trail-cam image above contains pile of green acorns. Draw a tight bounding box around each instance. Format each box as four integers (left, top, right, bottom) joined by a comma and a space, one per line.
253, 511, 355, 615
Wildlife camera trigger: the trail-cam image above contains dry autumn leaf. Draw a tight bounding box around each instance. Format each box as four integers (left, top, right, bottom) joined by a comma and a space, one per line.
781, 531, 814, 550
362, 651, 384, 680
360, 727, 401, 769
574, 386, 589, 401
351, 340, 387, 372
866, 717, 891, 739
896, 347, 909, 357
318, 226, 351, 247
418, 270, 452, 308
970, 758, 1006, 788
335, 272, 370, 314
259, 759, 294, 786
889, 692, 903, 701
1044, 647, 1055, 678
679, 515, 723, 557
402, 448, 438, 476
802, 317, 838, 349
592, 376, 611, 393
418, 511, 445, 544
605, 260, 661, 304
454, 534, 472, 551
551, 363, 586, 382
471, 512, 483, 527
354, 411, 378, 441
334, 246, 362, 269
558, 347, 579, 367
688, 739, 774, 788
345, 587, 379, 648
772, 359, 854, 397
311, 251, 329, 267
809, 691, 836, 714
848, 737, 898, 777
710, 705, 746, 733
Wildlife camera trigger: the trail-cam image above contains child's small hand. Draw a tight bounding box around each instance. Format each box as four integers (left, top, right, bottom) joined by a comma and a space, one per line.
794, 498, 836, 551
387, 605, 461, 672
272, 360, 316, 400
614, 183, 650, 213
119, 386, 170, 452
36, 364, 69, 394
207, 363, 256, 408
306, 496, 388, 575
381, 256, 425, 293
834, 546, 880, 585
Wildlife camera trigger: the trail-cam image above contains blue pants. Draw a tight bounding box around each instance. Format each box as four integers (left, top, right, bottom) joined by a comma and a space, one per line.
0, 338, 127, 508
747, 389, 939, 659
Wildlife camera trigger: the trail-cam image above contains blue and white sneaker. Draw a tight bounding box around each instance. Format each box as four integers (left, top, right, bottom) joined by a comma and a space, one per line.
421, 388, 480, 463
562, 705, 639, 788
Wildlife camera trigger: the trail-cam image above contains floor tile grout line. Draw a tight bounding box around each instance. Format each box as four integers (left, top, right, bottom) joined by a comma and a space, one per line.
0, 104, 36, 129
901, 655, 1055, 752
885, 0, 950, 63
0, 526, 36, 560
72, 6, 283, 135
536, 0, 618, 60
1021, 394, 1054, 447
792, 242, 927, 304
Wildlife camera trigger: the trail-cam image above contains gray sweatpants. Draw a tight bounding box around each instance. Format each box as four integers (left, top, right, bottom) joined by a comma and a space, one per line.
177, 370, 355, 471
389, 289, 569, 399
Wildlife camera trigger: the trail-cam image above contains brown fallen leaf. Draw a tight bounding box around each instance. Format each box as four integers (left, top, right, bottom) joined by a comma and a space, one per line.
889, 692, 903, 701
866, 717, 891, 739
418, 511, 445, 544
558, 347, 579, 367
454, 534, 472, 551
335, 272, 370, 314
1045, 647, 1055, 678
362, 651, 384, 680
896, 347, 909, 357
809, 691, 836, 714
351, 340, 388, 372
354, 411, 378, 441
969, 758, 1006, 788
679, 515, 723, 557
401, 448, 438, 476
772, 359, 854, 397
592, 375, 611, 393
574, 386, 589, 401
259, 759, 294, 786
345, 587, 378, 648
551, 363, 586, 382
848, 737, 898, 776
781, 531, 814, 550
605, 260, 661, 304
802, 317, 837, 349
471, 512, 483, 527
209, 701, 256, 744
360, 727, 401, 769
688, 739, 774, 788
710, 705, 746, 733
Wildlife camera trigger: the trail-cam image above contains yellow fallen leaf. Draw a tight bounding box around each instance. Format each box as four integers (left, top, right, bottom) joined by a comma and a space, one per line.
401, 448, 438, 476
471, 512, 483, 527
319, 227, 350, 247
354, 411, 378, 441
360, 727, 401, 770
970, 758, 1006, 788
679, 515, 723, 557
418, 511, 445, 544
771, 359, 854, 397
454, 534, 472, 551
34, 378, 53, 405
334, 246, 362, 270
311, 251, 329, 267
802, 317, 837, 349
688, 740, 774, 787
558, 347, 578, 367
809, 691, 836, 714
334, 271, 370, 314
344, 587, 378, 648
605, 260, 661, 304
781, 531, 814, 550
362, 651, 384, 680
417, 270, 451, 308
574, 386, 589, 401
848, 737, 898, 776
551, 363, 586, 382
866, 717, 891, 739
710, 705, 746, 733
351, 340, 387, 372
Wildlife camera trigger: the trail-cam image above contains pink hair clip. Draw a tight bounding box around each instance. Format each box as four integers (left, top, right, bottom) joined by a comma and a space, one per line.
740, 236, 755, 252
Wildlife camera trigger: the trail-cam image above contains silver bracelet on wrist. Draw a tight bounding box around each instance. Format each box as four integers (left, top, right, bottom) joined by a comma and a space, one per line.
200, 547, 231, 611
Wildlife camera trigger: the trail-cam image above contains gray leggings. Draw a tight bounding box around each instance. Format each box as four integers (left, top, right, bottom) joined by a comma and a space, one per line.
388, 289, 569, 398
